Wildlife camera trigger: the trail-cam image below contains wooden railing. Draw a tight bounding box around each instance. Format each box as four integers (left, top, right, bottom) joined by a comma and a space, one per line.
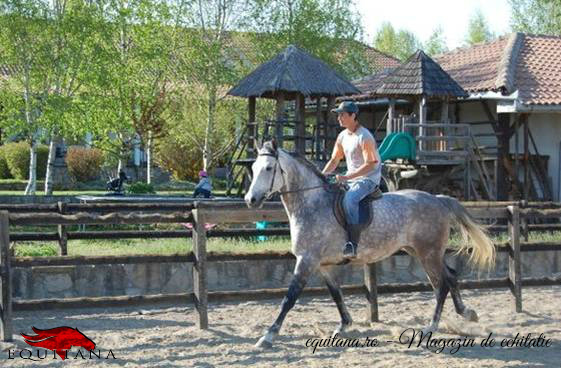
1, 201, 561, 341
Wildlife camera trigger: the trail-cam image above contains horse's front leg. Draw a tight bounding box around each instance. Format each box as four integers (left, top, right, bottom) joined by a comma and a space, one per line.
255, 255, 315, 348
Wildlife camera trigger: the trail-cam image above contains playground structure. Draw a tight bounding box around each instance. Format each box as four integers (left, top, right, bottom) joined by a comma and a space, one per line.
225, 48, 552, 202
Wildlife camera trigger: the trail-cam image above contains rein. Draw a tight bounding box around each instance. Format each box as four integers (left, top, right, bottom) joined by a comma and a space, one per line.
258, 151, 335, 198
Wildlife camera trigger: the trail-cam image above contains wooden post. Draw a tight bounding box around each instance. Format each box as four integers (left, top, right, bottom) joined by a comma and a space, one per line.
497, 114, 511, 200
247, 97, 256, 158
0, 211, 13, 341
275, 93, 285, 149
419, 96, 426, 151
295, 94, 307, 155
57, 202, 68, 256
514, 114, 519, 198
387, 99, 395, 135
192, 208, 208, 329
441, 98, 449, 151
315, 97, 322, 161
521, 199, 529, 242
507, 205, 522, 312
326, 96, 336, 155
364, 263, 379, 322
523, 114, 529, 201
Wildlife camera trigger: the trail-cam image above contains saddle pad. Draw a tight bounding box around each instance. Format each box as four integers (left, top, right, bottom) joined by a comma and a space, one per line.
333, 186, 383, 230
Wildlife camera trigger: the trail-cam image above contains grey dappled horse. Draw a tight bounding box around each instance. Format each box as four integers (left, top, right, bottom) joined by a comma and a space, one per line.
245, 141, 496, 349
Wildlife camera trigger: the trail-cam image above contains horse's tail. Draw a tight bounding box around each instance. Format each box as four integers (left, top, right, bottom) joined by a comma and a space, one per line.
437, 195, 496, 270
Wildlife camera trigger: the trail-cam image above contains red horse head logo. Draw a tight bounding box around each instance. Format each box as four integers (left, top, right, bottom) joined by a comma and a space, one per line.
21, 326, 96, 360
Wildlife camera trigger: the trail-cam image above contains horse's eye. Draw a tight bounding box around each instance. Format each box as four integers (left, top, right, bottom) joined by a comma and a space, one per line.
266, 167, 272, 171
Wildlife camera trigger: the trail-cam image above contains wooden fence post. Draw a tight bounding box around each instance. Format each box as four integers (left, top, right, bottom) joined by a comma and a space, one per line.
507, 205, 522, 312
192, 208, 208, 329
0, 211, 13, 341
364, 263, 379, 322
57, 202, 68, 256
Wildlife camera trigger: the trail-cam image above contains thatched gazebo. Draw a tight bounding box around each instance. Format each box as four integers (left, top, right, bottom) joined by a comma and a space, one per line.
228, 44, 360, 158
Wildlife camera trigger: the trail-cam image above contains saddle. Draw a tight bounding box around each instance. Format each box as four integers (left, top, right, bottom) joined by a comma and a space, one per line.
333, 184, 383, 232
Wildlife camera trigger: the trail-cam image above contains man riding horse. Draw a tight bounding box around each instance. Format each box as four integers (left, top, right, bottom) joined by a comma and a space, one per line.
322, 101, 382, 259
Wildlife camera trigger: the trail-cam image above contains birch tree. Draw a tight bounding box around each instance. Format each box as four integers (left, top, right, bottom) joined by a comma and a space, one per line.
175, 0, 248, 172
0, 0, 51, 195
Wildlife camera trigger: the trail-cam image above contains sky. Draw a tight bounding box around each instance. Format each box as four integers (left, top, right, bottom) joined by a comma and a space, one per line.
355, 0, 513, 50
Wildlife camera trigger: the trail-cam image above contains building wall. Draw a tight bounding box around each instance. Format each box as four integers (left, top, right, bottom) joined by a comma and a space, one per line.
459, 101, 561, 201
457, 100, 498, 148
518, 113, 561, 201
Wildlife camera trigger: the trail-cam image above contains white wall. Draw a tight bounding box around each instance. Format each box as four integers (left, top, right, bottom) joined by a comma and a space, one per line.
512, 113, 561, 201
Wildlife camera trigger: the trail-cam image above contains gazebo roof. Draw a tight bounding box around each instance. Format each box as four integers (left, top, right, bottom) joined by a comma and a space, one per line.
227, 45, 360, 99
373, 50, 468, 98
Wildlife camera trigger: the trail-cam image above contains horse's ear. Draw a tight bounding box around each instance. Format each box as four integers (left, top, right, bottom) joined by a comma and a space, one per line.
256, 137, 263, 150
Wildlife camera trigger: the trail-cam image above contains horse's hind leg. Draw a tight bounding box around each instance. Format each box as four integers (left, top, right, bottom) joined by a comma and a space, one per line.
417, 254, 451, 334
446, 264, 479, 322
320, 266, 352, 337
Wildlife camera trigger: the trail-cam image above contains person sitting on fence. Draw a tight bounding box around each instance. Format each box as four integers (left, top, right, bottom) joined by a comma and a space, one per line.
193, 170, 212, 198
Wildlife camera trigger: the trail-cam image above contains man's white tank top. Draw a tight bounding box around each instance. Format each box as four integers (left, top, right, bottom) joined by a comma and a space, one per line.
338, 125, 382, 185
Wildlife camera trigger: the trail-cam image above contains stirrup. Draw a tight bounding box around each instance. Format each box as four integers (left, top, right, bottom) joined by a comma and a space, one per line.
343, 241, 357, 258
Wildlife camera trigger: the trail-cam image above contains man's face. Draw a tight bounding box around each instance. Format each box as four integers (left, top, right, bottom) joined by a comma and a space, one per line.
337, 112, 355, 128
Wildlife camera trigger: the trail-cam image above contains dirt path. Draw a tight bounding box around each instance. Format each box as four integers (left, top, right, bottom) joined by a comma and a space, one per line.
1, 285, 560, 367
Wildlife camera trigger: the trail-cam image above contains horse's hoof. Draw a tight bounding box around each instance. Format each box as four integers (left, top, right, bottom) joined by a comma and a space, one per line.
421, 325, 437, 336
255, 336, 273, 349
463, 309, 479, 322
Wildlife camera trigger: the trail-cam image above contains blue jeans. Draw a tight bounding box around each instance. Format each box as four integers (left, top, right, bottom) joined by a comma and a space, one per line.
343, 178, 377, 225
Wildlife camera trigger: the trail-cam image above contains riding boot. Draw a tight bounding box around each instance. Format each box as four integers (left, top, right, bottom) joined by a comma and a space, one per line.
343, 224, 362, 259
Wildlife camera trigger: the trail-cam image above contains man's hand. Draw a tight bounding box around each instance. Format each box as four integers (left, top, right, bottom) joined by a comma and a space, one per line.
336, 174, 349, 183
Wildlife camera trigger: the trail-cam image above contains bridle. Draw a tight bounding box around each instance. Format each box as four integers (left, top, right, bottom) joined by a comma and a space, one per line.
257, 150, 328, 199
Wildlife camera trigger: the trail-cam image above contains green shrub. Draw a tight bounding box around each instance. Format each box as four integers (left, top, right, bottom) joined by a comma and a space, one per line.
0, 146, 12, 179
65, 146, 105, 182
155, 138, 202, 181
127, 181, 156, 194
3, 142, 49, 180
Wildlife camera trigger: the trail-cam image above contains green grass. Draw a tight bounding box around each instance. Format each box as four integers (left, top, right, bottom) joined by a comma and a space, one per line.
13, 236, 292, 257
11, 229, 561, 258
0, 189, 229, 196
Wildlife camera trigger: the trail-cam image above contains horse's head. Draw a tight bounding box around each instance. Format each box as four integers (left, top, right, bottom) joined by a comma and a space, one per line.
245, 140, 284, 208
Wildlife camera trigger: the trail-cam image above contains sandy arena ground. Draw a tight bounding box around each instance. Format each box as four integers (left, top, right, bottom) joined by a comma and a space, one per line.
1, 285, 560, 367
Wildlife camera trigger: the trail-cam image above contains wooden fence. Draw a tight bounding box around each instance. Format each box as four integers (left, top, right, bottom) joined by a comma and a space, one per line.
1, 201, 561, 341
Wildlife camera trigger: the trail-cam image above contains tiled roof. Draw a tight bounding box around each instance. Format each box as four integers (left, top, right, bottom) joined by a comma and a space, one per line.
435, 36, 510, 93
347, 67, 396, 100
362, 47, 401, 70
373, 50, 467, 98
515, 35, 561, 105
350, 33, 561, 106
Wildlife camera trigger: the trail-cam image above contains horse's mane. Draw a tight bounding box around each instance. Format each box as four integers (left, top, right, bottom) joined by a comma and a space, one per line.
261, 141, 329, 184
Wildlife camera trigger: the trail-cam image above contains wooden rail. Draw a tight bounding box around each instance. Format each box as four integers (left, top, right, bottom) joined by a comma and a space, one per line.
0, 201, 560, 341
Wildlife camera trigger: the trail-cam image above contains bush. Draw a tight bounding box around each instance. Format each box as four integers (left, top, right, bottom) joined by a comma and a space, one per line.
2, 142, 49, 180
127, 181, 156, 194
156, 139, 202, 181
65, 146, 105, 182
0, 146, 12, 179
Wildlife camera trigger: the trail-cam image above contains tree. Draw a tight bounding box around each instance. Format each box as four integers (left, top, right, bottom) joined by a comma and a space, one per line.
0, 0, 99, 195
424, 26, 448, 56
248, 0, 369, 79
509, 0, 561, 35
68, 0, 178, 184
373, 22, 420, 61
173, 0, 251, 172
465, 9, 494, 46
0, 0, 52, 195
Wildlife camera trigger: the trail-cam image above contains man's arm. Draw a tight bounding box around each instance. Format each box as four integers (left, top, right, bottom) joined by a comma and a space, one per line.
343, 138, 380, 181
322, 138, 344, 175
